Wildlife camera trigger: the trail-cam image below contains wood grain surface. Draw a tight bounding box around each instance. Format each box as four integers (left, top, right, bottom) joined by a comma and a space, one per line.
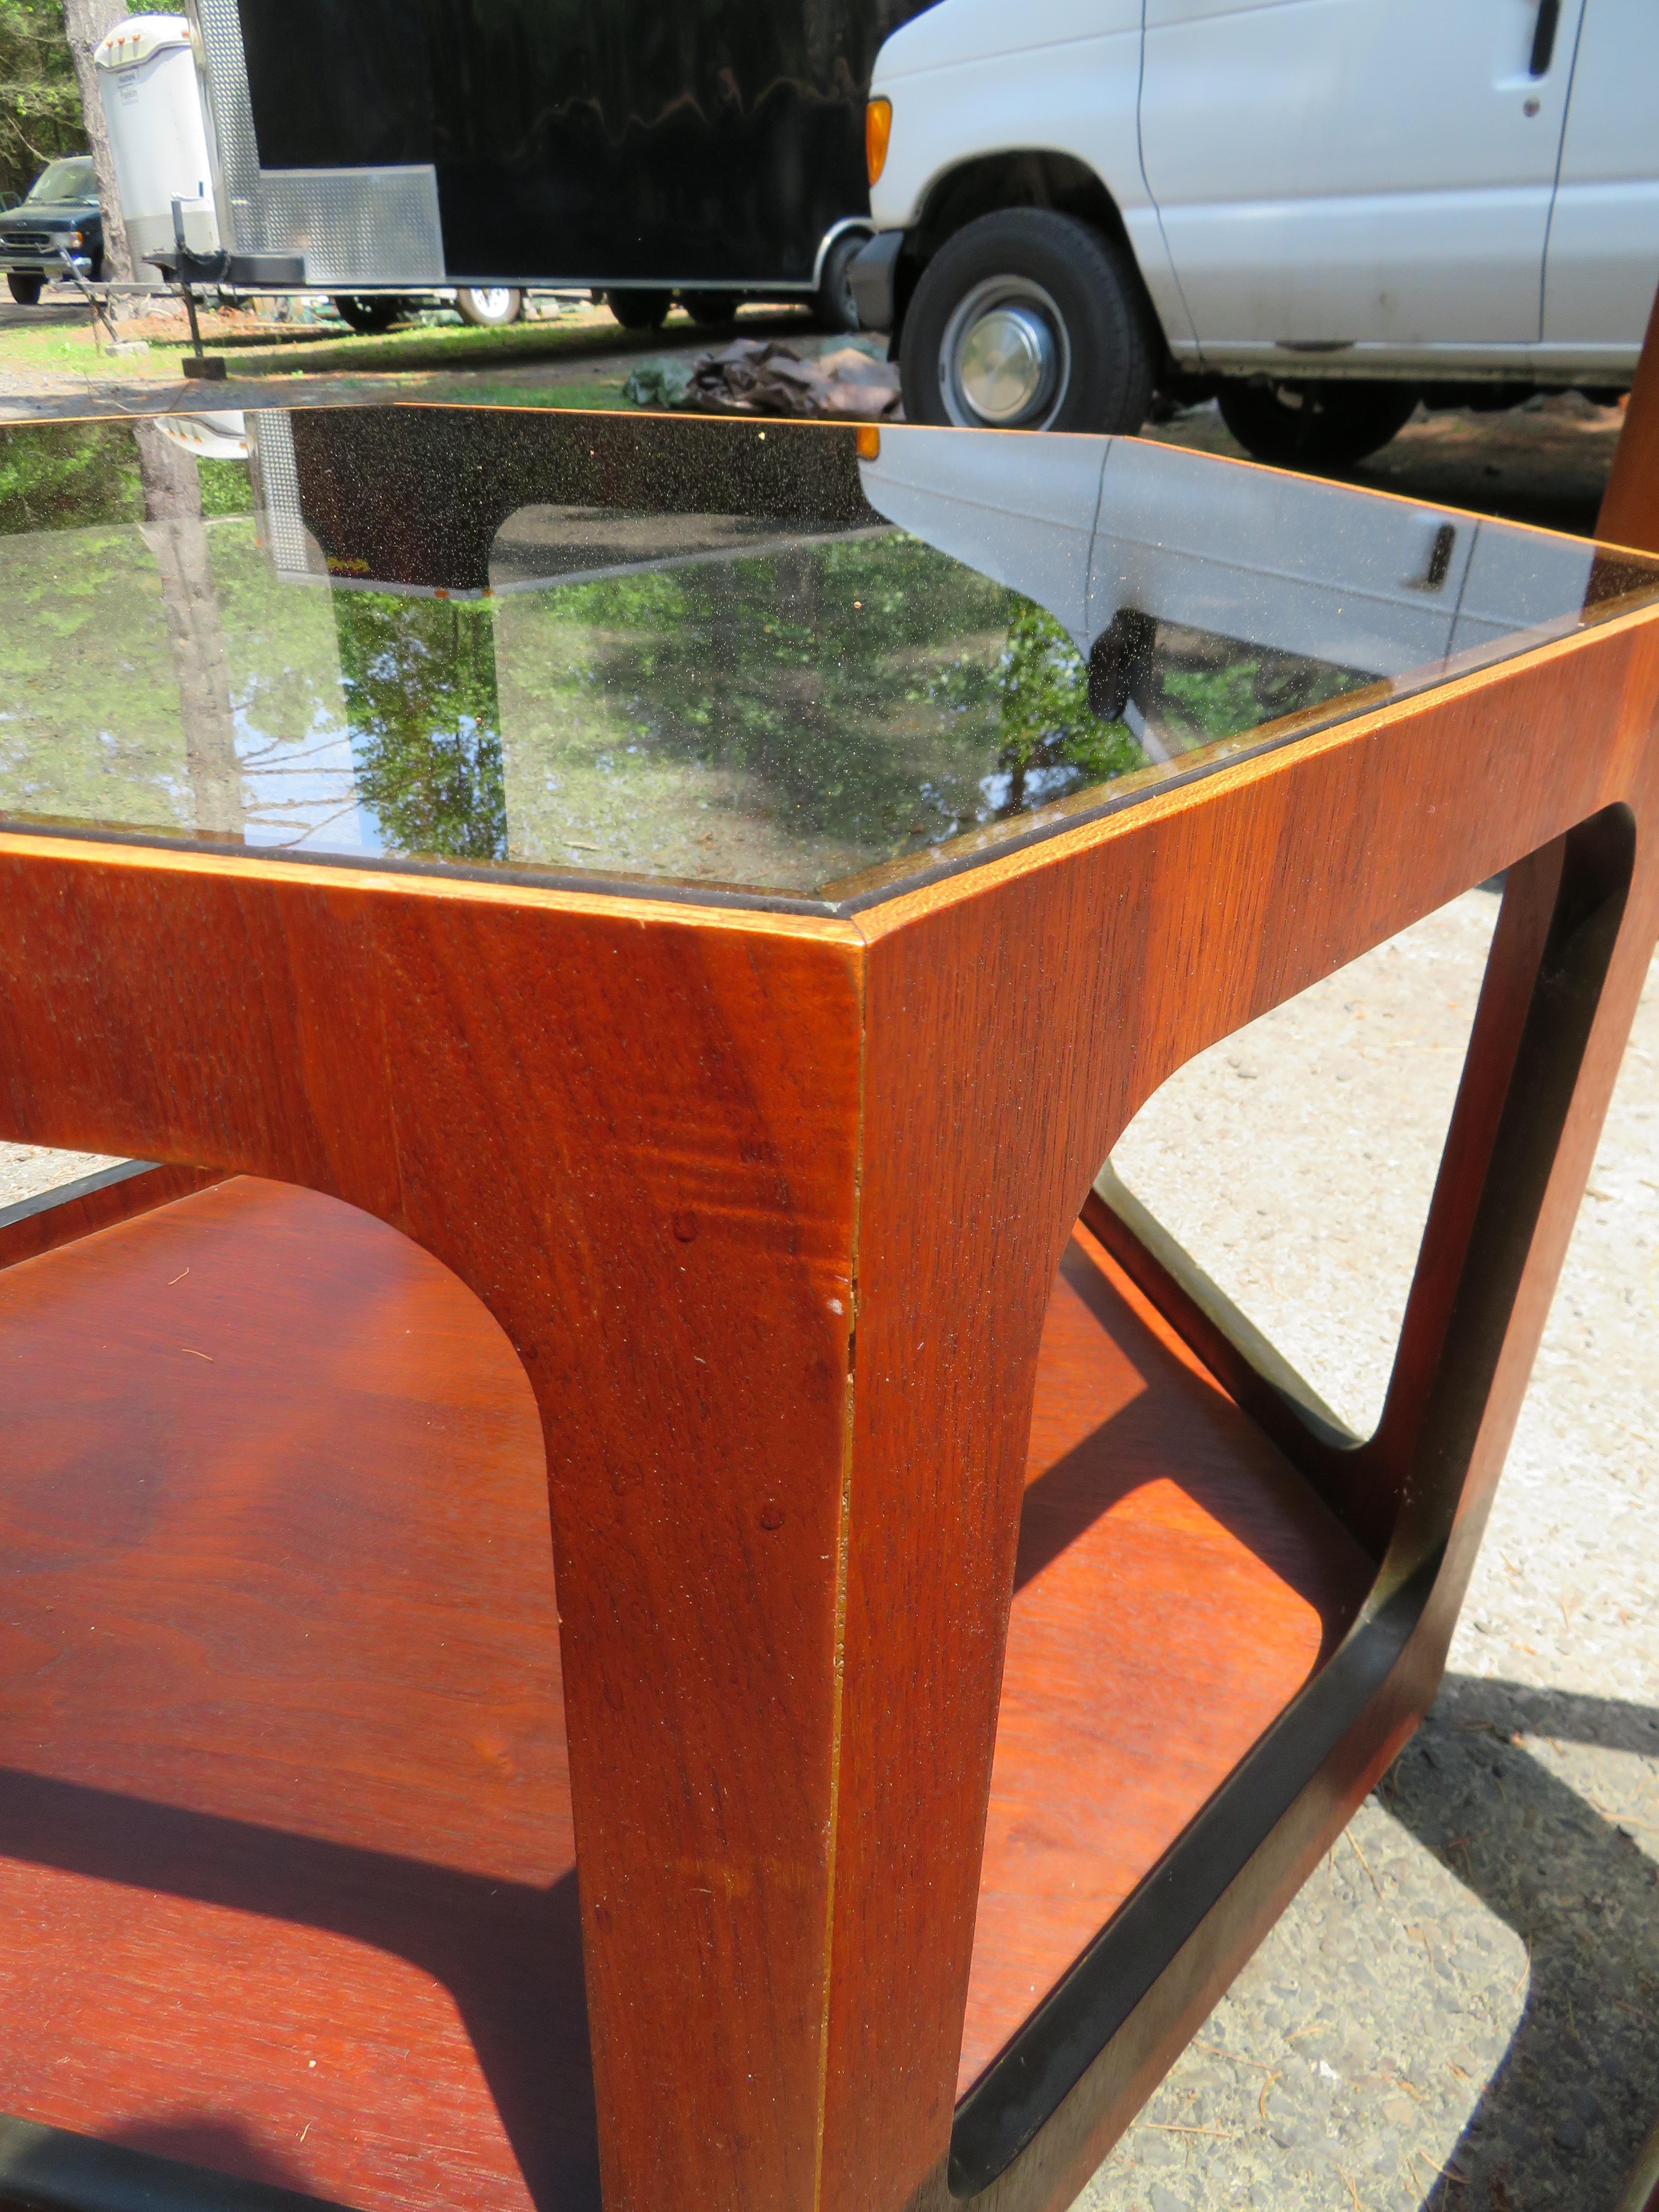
0, 1173, 592, 2212
0, 858, 864, 2212
0, 1161, 220, 1272
0, 572, 1656, 2212
824, 605, 1659, 2212
961, 1223, 1369, 2095
1600, 283, 1659, 556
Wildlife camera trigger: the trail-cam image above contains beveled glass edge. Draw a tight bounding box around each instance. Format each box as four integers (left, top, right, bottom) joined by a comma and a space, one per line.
0, 818, 846, 918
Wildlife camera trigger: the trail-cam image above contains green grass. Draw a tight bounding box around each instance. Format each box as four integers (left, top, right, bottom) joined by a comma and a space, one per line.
0, 300, 816, 397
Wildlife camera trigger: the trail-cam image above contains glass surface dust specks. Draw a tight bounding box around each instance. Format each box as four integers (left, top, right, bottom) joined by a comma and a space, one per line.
0, 406, 1656, 911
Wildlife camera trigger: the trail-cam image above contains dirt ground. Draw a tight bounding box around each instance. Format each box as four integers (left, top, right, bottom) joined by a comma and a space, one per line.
0, 280, 1631, 545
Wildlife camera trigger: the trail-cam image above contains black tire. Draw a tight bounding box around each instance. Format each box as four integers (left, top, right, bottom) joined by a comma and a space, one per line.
815, 232, 865, 332
607, 288, 672, 332
1217, 380, 1419, 470
333, 294, 405, 335
454, 285, 523, 329
6, 273, 43, 307
681, 290, 737, 327
899, 209, 1157, 434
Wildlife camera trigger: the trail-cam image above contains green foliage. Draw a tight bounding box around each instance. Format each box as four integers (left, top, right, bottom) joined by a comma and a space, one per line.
0, 430, 1374, 896
1160, 651, 1372, 742
492, 532, 1153, 892
995, 600, 1142, 800
0, 0, 85, 204
198, 457, 255, 519
0, 428, 253, 536
0, 519, 189, 832
333, 591, 508, 862
0, 420, 142, 534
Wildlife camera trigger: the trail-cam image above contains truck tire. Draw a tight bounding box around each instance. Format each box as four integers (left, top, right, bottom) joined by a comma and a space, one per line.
6, 274, 43, 306
333, 294, 405, 335
900, 210, 1156, 434
682, 291, 737, 326
607, 289, 672, 331
455, 286, 523, 328
815, 232, 865, 332
1217, 379, 1419, 470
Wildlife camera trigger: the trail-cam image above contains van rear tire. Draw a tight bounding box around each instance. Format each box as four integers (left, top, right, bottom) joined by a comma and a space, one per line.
899, 210, 1156, 434
1217, 379, 1419, 470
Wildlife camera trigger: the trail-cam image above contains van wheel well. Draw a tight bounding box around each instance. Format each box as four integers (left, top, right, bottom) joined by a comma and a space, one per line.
899, 152, 1164, 357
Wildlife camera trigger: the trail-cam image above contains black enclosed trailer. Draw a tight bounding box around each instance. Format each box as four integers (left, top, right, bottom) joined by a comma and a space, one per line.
183, 0, 925, 328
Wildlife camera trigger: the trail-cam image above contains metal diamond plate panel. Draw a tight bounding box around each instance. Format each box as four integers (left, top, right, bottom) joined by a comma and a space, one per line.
185, 0, 263, 249
247, 412, 311, 578
184, 0, 445, 283
259, 167, 446, 287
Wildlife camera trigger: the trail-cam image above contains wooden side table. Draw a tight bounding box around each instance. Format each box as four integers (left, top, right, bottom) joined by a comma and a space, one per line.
0, 403, 1656, 2212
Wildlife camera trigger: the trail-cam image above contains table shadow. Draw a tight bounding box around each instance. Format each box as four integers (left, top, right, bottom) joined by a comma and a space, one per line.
0, 1766, 600, 2212
1372, 1674, 1659, 2210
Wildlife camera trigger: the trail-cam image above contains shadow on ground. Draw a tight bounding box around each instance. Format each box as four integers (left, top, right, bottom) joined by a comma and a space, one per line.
1384, 1675, 1659, 2209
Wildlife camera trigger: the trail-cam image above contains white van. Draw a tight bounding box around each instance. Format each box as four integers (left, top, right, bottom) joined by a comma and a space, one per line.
850, 0, 1659, 463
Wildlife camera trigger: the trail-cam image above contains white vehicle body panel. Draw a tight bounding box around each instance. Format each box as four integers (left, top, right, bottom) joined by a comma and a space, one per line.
860, 426, 1597, 681
1543, 0, 1659, 354
868, 0, 1196, 349
869, 0, 1656, 381
1139, 0, 1583, 355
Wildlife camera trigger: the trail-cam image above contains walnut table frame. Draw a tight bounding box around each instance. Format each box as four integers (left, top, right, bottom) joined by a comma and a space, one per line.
0, 406, 1656, 2212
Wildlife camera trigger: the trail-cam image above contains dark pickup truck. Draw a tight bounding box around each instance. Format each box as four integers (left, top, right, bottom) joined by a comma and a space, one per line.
0, 157, 103, 305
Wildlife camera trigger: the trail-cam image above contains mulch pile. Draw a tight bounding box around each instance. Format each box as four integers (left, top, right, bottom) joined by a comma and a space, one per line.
623, 339, 903, 421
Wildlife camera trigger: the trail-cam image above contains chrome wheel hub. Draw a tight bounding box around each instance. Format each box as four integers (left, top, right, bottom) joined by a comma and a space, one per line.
940, 277, 1071, 429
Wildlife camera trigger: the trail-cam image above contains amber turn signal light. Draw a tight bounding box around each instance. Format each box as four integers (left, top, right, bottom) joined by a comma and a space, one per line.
855, 425, 881, 460
865, 98, 892, 186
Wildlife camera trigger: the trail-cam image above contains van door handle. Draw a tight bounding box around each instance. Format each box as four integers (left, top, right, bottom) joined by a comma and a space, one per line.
1529, 0, 1561, 77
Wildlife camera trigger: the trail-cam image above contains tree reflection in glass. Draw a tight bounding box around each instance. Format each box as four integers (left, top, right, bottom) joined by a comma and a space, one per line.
332, 591, 508, 863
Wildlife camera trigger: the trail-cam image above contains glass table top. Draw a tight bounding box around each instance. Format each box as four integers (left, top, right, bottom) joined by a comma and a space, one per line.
1, 403, 1654, 913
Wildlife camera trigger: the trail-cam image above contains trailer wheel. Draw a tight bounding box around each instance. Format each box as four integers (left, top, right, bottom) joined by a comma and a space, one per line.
815, 233, 865, 332
455, 286, 523, 329
1217, 380, 1420, 469
607, 289, 672, 332
900, 210, 1155, 433
6, 274, 43, 306
682, 292, 737, 326
333, 295, 406, 335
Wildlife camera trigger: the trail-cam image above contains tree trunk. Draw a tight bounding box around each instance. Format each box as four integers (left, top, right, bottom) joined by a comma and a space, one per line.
134, 420, 244, 839
60, 0, 133, 286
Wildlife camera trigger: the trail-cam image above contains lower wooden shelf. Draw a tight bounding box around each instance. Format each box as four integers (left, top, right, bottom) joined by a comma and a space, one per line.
0, 1176, 592, 2212
959, 1222, 1373, 2097
0, 1181, 1372, 2211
